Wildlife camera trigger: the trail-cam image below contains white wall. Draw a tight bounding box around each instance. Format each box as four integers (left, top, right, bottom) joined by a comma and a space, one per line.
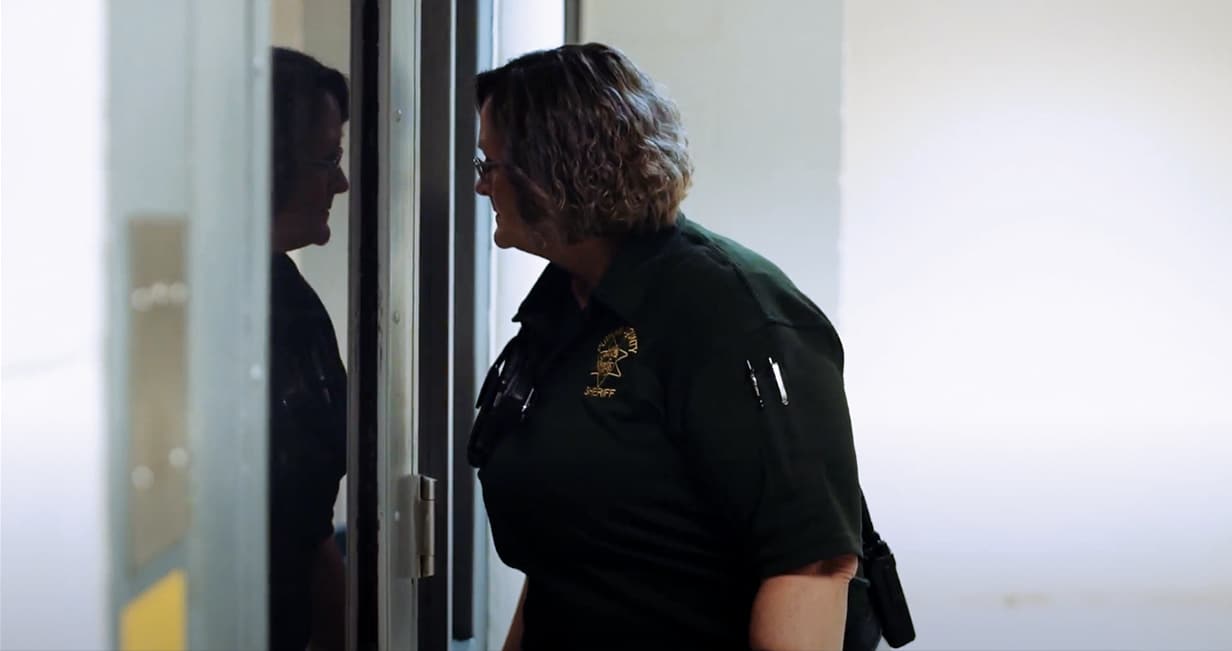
581, 0, 845, 315
1, 2, 110, 649
843, 1, 1232, 648
491, 1, 1232, 649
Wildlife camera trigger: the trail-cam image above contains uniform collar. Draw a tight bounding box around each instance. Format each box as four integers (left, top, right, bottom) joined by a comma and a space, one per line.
512, 262, 572, 335
513, 214, 687, 329
591, 215, 685, 324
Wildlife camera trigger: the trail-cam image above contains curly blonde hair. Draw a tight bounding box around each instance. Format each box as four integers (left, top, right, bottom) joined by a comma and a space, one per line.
476, 43, 693, 243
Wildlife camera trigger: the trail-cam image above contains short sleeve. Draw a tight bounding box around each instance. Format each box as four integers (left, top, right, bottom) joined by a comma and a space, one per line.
673, 322, 862, 579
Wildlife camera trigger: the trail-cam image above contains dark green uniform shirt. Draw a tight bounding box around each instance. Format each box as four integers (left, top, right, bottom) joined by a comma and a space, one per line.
479, 217, 863, 651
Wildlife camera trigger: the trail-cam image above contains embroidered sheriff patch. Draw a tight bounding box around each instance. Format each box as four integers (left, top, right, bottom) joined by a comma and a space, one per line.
584, 326, 639, 398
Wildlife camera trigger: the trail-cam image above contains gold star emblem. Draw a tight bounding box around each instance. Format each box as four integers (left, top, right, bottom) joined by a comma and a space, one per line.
592, 340, 629, 387
585, 327, 639, 398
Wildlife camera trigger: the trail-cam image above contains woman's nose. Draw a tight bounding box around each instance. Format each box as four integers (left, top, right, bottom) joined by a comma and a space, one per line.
474, 176, 489, 196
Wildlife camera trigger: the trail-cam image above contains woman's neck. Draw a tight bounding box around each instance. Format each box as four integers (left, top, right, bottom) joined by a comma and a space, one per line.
548, 237, 620, 309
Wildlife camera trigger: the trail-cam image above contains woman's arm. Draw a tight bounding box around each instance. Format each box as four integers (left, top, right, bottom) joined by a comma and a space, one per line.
501, 578, 528, 651
749, 555, 858, 651
674, 324, 864, 648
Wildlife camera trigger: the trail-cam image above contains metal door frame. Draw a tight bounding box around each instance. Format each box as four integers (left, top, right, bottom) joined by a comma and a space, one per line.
382, 0, 424, 647
349, 2, 499, 649
348, 1, 388, 649
348, 0, 428, 649
417, 0, 458, 648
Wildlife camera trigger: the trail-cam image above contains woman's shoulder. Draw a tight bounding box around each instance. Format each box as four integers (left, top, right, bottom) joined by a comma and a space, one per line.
648, 218, 834, 342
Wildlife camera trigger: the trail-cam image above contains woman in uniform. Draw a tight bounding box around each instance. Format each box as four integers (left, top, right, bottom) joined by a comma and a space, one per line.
469, 43, 872, 651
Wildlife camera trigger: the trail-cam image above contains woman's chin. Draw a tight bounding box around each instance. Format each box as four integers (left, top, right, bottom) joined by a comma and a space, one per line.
492, 225, 515, 250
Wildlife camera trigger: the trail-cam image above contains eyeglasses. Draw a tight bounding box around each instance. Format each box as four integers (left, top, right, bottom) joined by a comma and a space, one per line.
473, 156, 504, 179
302, 150, 344, 171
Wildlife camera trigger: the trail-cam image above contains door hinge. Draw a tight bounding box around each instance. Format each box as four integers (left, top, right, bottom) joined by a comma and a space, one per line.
395, 474, 436, 579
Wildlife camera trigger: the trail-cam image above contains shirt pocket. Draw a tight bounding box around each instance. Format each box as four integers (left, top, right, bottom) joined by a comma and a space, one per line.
577, 335, 666, 439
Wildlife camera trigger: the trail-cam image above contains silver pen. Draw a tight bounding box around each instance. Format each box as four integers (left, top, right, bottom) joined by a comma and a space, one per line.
745, 360, 764, 409
767, 357, 788, 406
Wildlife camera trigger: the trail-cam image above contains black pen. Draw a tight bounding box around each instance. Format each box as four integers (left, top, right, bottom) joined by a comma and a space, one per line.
745, 360, 764, 409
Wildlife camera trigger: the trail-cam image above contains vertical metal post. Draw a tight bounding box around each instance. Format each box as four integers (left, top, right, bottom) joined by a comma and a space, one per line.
349, 1, 387, 649
186, 0, 272, 649
384, 0, 423, 649
418, 0, 458, 648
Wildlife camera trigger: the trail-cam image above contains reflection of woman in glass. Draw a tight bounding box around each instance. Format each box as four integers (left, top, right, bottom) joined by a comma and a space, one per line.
268, 47, 350, 651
